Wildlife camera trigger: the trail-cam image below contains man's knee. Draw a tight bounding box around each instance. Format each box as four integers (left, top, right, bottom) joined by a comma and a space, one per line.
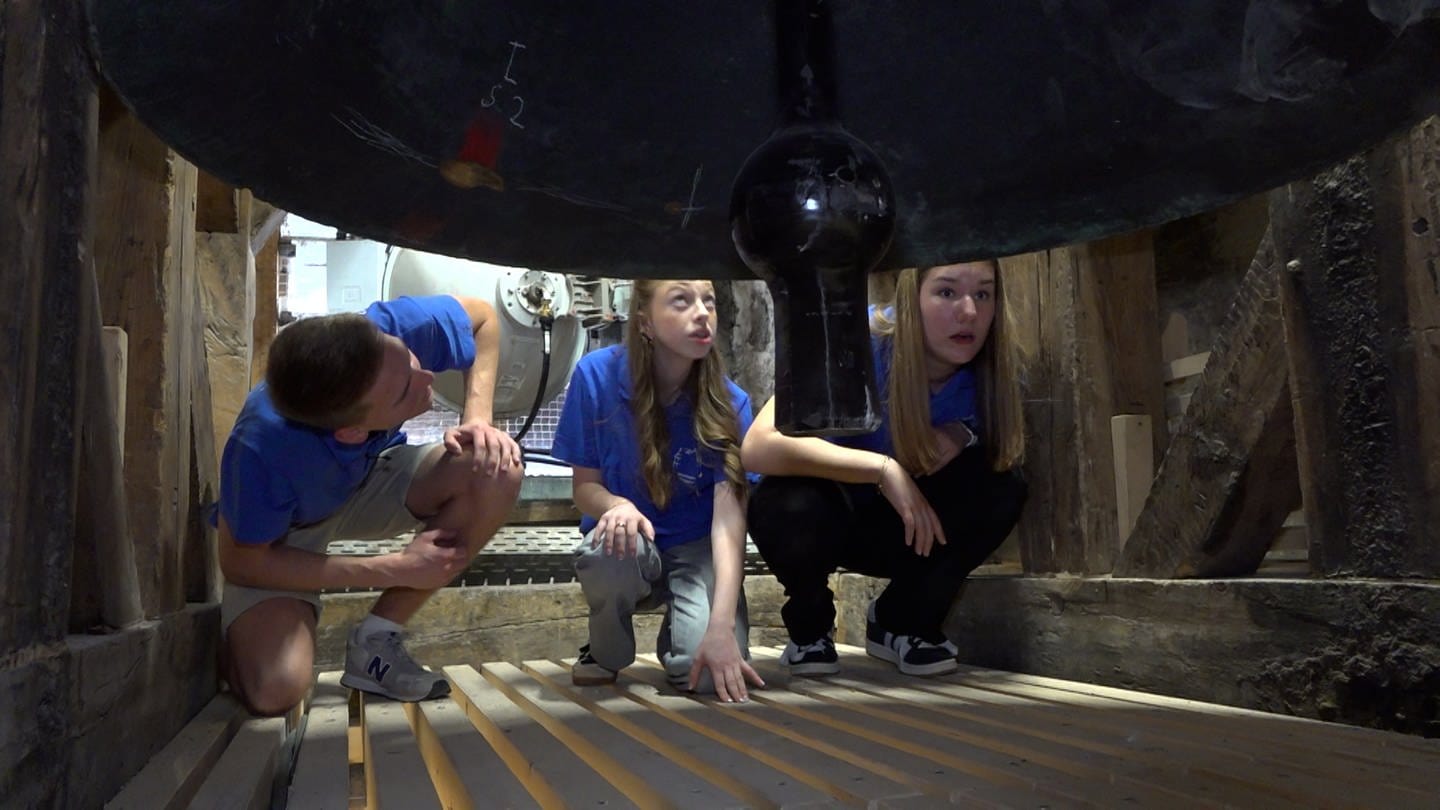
240, 666, 312, 717
457, 454, 524, 506
415, 448, 525, 515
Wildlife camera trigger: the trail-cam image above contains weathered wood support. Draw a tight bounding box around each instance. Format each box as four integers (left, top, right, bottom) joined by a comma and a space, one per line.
1110, 415, 1153, 547
95, 91, 199, 617
251, 227, 280, 388
0, 0, 93, 802
1273, 118, 1440, 578
1116, 232, 1302, 578
198, 186, 256, 462
195, 168, 239, 234
1009, 231, 1167, 574
72, 265, 145, 632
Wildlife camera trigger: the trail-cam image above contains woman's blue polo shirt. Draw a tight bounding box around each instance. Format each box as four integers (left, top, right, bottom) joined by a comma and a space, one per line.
551, 345, 754, 550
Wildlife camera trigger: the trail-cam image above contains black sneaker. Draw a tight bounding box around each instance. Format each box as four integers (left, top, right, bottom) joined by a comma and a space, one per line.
779, 635, 840, 677
865, 601, 958, 676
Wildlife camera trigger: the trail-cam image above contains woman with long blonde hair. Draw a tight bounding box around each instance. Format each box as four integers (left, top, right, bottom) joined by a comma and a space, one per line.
743, 260, 1028, 677
551, 279, 763, 702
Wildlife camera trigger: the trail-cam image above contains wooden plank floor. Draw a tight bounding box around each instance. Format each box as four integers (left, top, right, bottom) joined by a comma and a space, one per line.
292, 645, 1440, 809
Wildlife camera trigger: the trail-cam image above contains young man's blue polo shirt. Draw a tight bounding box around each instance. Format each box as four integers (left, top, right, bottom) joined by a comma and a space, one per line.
551, 344, 754, 551
211, 295, 475, 544
831, 312, 980, 458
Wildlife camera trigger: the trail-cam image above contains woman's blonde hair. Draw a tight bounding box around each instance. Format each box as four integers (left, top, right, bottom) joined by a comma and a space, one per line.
625, 279, 748, 509
871, 262, 1025, 473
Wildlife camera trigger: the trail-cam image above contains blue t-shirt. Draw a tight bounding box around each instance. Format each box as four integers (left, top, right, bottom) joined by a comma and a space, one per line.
831, 320, 980, 457
551, 345, 754, 550
212, 296, 475, 544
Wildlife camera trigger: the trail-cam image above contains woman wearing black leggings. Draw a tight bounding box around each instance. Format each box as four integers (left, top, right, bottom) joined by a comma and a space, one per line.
743, 261, 1028, 676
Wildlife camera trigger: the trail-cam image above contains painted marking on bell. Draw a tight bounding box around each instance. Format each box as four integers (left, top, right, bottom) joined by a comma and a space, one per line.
333, 108, 435, 166
502, 41, 527, 84
679, 164, 705, 229
483, 41, 529, 129
516, 184, 631, 213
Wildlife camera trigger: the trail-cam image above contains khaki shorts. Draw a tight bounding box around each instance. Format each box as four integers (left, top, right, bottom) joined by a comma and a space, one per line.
220, 442, 438, 632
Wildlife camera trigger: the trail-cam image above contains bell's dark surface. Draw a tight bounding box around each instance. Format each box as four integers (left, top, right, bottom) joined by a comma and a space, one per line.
87, 2, 1440, 278
731, 0, 892, 435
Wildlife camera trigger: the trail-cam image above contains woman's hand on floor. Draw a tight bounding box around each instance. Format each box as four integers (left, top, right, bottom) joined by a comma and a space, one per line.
690, 627, 764, 703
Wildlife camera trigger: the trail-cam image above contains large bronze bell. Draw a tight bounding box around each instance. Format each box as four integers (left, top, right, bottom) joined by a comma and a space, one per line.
89, 1, 1440, 432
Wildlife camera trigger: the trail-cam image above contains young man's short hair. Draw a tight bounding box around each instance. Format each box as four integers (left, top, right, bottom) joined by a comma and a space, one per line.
265, 313, 387, 429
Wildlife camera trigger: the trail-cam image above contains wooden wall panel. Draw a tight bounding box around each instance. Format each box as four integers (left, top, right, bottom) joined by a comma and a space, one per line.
1013, 233, 1166, 574
1274, 118, 1440, 578
94, 91, 197, 616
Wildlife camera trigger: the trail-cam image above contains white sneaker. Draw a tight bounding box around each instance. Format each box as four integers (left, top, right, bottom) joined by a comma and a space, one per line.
339, 626, 450, 701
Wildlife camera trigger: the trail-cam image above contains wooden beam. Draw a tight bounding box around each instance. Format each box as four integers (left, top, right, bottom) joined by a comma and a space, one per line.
195, 169, 238, 233
250, 229, 280, 387
102, 327, 128, 457
1163, 352, 1210, 383
1273, 117, 1440, 578
1011, 231, 1167, 574
1116, 233, 1301, 578
72, 267, 144, 632
94, 94, 197, 616
186, 261, 222, 604
1110, 415, 1153, 547
0, 0, 93, 801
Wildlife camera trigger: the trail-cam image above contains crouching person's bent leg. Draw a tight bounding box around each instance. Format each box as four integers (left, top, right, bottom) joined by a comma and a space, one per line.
656, 537, 750, 694
573, 531, 664, 684
341, 442, 523, 701
223, 595, 319, 717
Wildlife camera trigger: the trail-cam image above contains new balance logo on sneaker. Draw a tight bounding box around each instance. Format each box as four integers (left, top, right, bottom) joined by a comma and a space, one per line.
865, 601, 959, 676
779, 635, 840, 677
339, 626, 450, 701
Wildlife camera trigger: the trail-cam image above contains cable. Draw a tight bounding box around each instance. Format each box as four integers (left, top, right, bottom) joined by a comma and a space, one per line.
513, 301, 555, 449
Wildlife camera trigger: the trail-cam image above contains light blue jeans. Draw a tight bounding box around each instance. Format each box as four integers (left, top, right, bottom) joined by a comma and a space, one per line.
573, 530, 750, 692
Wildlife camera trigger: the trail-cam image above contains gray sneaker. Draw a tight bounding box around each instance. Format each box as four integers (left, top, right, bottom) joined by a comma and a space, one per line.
571, 643, 618, 686
339, 626, 450, 701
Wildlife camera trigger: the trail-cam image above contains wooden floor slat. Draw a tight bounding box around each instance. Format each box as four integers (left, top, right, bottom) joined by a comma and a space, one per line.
521, 659, 793, 808
635, 655, 1106, 810
288, 674, 352, 808
619, 660, 948, 806
445, 664, 605, 808
188, 714, 285, 810
946, 654, 1438, 760
722, 656, 1154, 810
873, 648, 1440, 793
407, 695, 539, 809
754, 657, 1229, 809
825, 648, 1440, 805
360, 694, 443, 809
289, 646, 1439, 809
481, 660, 701, 808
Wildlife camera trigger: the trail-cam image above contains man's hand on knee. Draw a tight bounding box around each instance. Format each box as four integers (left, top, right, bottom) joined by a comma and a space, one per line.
443, 420, 522, 477
392, 528, 468, 589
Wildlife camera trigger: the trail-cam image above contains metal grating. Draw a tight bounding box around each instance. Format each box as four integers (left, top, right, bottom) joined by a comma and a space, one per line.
324, 526, 770, 590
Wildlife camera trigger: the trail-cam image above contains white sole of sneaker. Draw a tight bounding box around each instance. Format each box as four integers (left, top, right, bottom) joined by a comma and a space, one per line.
784, 660, 840, 677
865, 639, 959, 677
340, 672, 451, 701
